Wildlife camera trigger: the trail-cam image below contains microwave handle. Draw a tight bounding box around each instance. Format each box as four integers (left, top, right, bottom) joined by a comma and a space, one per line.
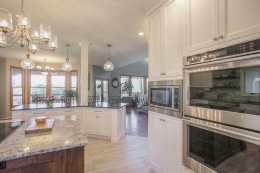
187, 87, 190, 105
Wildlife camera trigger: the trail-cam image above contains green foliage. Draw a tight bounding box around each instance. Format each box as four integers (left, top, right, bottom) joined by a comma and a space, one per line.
121, 79, 134, 93
63, 89, 74, 98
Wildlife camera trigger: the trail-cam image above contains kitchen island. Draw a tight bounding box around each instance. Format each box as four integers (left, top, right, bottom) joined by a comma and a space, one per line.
0, 116, 88, 173
11, 102, 128, 142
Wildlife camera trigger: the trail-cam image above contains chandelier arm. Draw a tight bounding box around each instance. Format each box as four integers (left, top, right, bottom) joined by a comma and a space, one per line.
0, 28, 20, 48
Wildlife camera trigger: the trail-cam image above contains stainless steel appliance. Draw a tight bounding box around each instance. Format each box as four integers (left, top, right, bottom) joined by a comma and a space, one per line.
183, 39, 260, 173
0, 120, 24, 143
148, 80, 182, 118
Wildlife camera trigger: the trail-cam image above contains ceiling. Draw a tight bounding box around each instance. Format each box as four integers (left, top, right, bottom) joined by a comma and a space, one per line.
0, 0, 156, 68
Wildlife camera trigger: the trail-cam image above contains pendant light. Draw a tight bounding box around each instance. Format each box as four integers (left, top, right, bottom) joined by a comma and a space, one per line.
62, 44, 73, 71
21, 53, 35, 69
104, 44, 114, 71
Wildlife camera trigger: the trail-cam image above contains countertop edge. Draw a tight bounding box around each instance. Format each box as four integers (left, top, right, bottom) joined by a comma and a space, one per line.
0, 142, 88, 162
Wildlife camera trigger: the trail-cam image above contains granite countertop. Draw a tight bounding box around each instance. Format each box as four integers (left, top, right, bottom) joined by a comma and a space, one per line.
0, 116, 88, 162
11, 102, 129, 111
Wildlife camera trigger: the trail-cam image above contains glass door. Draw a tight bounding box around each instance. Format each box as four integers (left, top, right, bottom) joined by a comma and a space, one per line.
95, 78, 109, 102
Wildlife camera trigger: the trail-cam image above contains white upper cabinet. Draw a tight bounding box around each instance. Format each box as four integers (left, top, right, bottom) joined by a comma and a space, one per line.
148, 0, 183, 81
185, 0, 260, 53
218, 0, 260, 43
149, 9, 165, 80
185, 0, 219, 51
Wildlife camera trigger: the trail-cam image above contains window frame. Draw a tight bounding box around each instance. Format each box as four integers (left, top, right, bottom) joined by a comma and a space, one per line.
120, 75, 148, 97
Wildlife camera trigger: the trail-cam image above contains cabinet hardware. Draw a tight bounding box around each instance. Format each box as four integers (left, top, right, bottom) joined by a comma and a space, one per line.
219, 35, 224, 39
213, 37, 218, 41
160, 119, 165, 122
64, 110, 73, 112
160, 72, 166, 75
94, 111, 102, 112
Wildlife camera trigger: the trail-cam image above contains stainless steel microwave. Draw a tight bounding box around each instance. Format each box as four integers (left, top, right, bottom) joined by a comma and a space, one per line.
148, 80, 182, 118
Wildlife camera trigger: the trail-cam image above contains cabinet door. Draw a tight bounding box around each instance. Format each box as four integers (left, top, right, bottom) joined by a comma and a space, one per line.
86, 114, 98, 134
164, 0, 183, 78
164, 116, 182, 173
182, 165, 195, 173
149, 8, 165, 80
98, 115, 111, 137
148, 112, 165, 172
185, 0, 219, 51
219, 0, 260, 43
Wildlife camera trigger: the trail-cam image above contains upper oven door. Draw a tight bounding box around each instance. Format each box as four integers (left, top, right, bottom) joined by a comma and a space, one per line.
183, 54, 260, 131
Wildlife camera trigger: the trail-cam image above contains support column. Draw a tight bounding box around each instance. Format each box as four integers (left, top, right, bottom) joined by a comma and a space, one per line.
80, 42, 90, 105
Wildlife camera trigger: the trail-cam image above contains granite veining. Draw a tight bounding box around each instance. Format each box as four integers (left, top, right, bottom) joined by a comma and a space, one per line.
0, 116, 88, 162
12, 102, 128, 111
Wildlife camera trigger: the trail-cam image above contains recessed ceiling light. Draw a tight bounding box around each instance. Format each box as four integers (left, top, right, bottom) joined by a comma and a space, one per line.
138, 32, 144, 36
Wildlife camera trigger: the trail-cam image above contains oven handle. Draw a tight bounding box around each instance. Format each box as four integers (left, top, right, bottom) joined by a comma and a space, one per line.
184, 53, 260, 69
183, 118, 260, 145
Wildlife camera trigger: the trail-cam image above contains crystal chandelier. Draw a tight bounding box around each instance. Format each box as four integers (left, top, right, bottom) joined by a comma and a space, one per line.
104, 44, 114, 71
62, 44, 73, 71
37, 58, 54, 76
0, 0, 57, 54
21, 53, 35, 69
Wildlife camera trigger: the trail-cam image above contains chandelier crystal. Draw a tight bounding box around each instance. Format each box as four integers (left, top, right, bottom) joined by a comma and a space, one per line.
104, 44, 114, 71
21, 53, 35, 69
0, 0, 57, 54
62, 44, 73, 71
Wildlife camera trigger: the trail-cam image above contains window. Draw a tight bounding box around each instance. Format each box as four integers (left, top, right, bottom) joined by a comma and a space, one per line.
51, 72, 66, 99
30, 70, 47, 102
10, 67, 24, 108
120, 75, 148, 97
10, 68, 78, 106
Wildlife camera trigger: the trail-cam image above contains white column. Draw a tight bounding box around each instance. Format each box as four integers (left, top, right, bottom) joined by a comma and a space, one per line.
80, 42, 90, 105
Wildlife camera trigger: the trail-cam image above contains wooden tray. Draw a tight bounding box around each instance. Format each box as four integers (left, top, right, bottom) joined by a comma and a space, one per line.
25, 119, 55, 134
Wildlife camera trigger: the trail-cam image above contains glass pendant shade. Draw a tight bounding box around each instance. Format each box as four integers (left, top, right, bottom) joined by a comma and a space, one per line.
48, 35, 57, 50
40, 23, 51, 42
104, 58, 114, 71
62, 44, 73, 71
0, 8, 13, 32
21, 54, 35, 69
18, 10, 30, 28
0, 32, 7, 46
62, 58, 73, 71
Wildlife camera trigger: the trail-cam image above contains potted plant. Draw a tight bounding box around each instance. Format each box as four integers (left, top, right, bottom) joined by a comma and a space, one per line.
63, 89, 74, 103
121, 79, 134, 95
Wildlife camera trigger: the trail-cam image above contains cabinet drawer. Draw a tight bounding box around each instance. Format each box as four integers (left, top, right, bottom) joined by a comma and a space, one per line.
55, 108, 82, 114
52, 114, 81, 123
83, 108, 110, 114
23, 109, 54, 117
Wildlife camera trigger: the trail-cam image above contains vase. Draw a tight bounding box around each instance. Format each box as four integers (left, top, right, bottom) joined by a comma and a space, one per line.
49, 100, 53, 107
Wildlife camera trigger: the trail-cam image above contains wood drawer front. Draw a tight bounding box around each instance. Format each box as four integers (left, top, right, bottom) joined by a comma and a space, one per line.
55, 108, 82, 114
23, 109, 54, 117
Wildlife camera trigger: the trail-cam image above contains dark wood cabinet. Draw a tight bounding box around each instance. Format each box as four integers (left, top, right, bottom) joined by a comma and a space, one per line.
0, 146, 84, 173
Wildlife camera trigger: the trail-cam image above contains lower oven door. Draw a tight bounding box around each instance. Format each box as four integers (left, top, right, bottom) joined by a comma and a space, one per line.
183, 118, 260, 173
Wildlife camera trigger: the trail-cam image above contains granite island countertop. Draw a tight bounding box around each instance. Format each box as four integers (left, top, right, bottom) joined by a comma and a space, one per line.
11, 102, 129, 111
0, 116, 88, 162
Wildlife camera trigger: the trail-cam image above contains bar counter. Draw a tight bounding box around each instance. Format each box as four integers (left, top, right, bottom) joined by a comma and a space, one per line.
11, 102, 129, 111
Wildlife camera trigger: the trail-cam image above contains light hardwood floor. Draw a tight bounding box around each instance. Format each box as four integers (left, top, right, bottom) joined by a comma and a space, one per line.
84, 135, 156, 173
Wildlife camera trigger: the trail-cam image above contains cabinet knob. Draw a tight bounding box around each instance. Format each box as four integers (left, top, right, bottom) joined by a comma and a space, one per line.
160, 72, 166, 75
213, 37, 218, 41
219, 35, 224, 39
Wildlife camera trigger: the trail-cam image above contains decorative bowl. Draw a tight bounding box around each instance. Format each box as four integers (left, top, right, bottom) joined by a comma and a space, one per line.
35, 116, 47, 123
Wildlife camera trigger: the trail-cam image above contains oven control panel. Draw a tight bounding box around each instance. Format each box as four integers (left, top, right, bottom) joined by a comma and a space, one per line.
185, 39, 260, 65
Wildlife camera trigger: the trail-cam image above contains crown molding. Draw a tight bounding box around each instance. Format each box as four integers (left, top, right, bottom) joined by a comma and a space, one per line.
142, 0, 169, 16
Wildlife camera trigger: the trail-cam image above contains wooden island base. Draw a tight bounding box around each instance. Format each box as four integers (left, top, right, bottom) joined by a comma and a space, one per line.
0, 146, 84, 173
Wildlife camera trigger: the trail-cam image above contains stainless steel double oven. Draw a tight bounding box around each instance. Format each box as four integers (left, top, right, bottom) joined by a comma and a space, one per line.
183, 39, 260, 173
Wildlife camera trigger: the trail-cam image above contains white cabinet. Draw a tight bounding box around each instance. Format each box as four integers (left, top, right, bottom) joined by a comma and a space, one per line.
148, 0, 183, 81
182, 165, 195, 173
23, 109, 55, 118
53, 108, 82, 125
148, 111, 182, 173
82, 107, 126, 142
83, 108, 111, 137
185, 0, 260, 52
